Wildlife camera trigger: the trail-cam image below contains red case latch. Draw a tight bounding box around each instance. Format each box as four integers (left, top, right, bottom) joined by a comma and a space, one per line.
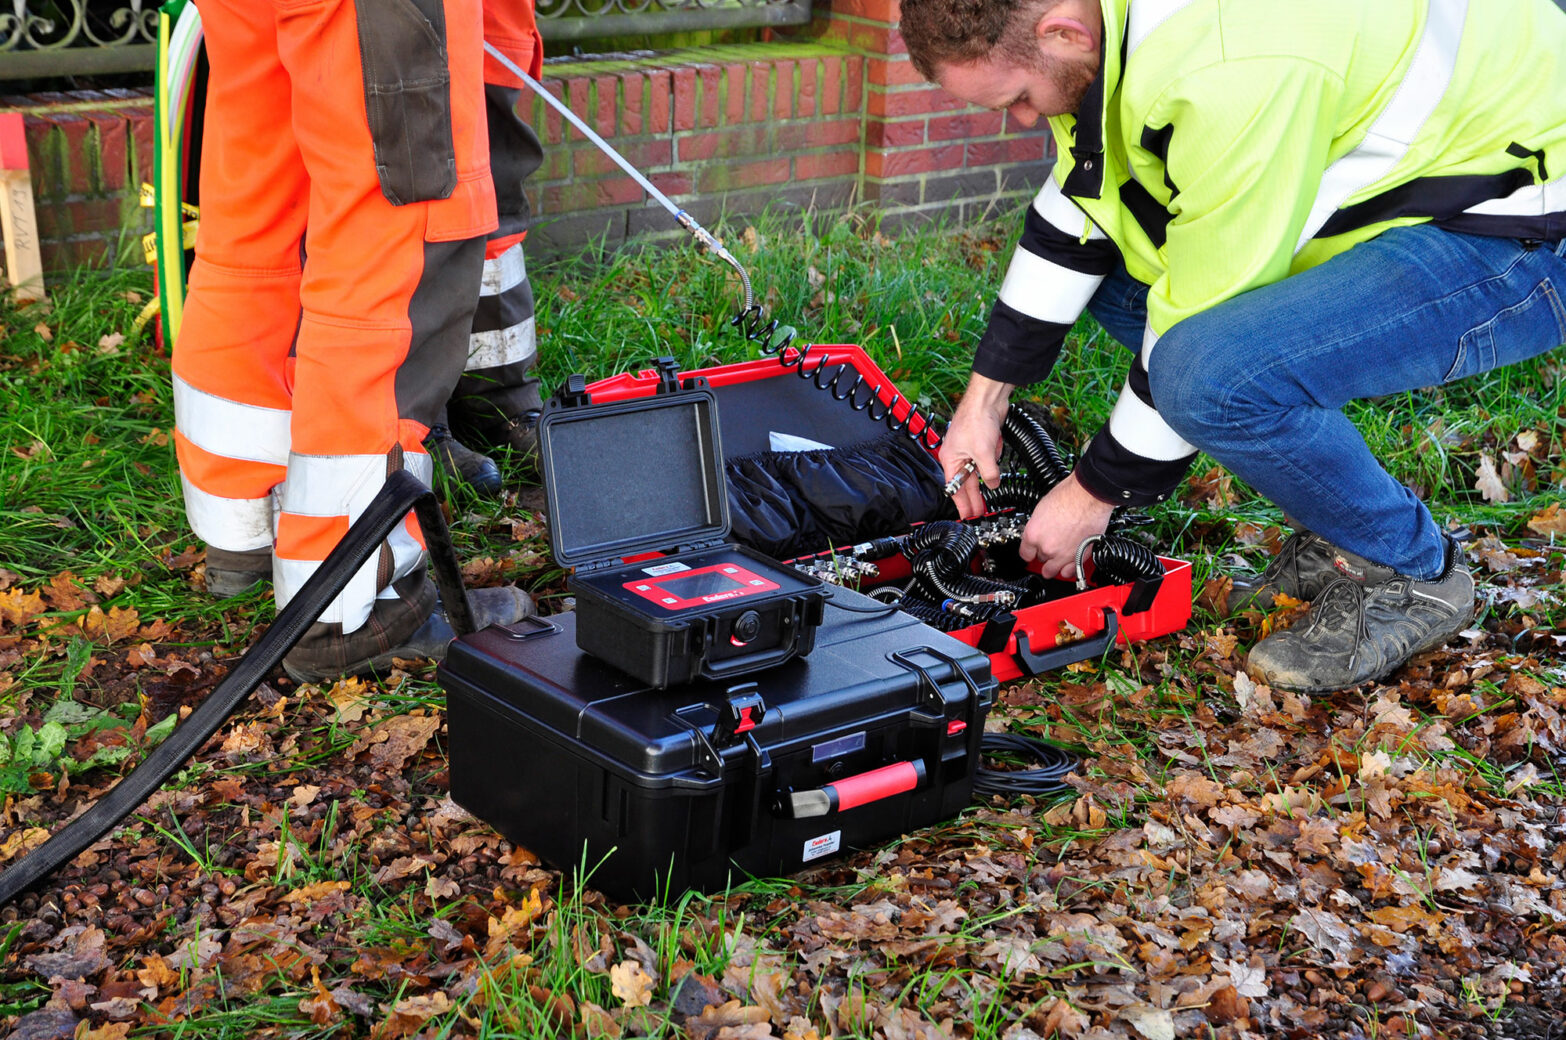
711, 683, 766, 747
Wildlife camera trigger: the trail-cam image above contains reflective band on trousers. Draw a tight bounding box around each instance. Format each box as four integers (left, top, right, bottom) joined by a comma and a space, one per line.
467, 317, 537, 372
480, 240, 527, 296
274, 451, 434, 629
173, 374, 291, 466
1297, 0, 1470, 250
180, 476, 275, 553
466, 242, 537, 371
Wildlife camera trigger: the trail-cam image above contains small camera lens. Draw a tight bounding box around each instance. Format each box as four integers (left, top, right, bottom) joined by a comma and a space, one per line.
732, 610, 762, 643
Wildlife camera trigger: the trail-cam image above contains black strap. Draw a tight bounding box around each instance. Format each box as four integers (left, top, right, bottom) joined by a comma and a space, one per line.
0, 469, 467, 906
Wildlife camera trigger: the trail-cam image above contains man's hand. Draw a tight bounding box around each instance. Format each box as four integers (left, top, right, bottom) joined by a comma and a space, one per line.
940, 374, 1014, 519
1020, 471, 1117, 580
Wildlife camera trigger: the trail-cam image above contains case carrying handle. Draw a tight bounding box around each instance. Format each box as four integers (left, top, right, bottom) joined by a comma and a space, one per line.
775, 760, 927, 819
1012, 607, 1120, 677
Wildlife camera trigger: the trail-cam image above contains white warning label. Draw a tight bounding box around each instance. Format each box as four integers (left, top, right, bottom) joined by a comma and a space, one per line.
803, 830, 842, 862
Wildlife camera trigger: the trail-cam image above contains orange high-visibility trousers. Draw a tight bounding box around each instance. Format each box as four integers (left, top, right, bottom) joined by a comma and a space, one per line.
172, 0, 496, 637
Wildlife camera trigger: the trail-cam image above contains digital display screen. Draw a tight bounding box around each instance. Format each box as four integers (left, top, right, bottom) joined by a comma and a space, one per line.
657, 571, 748, 599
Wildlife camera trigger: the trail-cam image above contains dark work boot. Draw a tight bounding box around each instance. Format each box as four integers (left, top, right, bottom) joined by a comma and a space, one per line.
283, 584, 535, 684
1226, 529, 1396, 613
205, 545, 273, 599
1245, 538, 1474, 693
425, 421, 503, 496
449, 365, 543, 481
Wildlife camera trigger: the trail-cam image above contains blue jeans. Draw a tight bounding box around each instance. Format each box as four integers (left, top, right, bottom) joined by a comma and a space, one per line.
1086, 225, 1566, 579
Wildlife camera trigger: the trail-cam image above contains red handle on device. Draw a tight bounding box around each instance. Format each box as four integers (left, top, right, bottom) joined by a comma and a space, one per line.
826, 760, 926, 812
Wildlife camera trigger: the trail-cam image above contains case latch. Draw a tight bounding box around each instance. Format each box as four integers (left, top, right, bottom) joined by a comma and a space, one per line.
653, 356, 682, 395
712, 682, 766, 748
553, 373, 592, 409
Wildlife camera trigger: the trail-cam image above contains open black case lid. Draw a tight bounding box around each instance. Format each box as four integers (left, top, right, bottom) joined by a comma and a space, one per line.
539, 373, 731, 570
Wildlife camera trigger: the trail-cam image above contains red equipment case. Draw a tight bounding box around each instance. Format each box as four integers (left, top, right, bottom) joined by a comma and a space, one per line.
586, 348, 1192, 681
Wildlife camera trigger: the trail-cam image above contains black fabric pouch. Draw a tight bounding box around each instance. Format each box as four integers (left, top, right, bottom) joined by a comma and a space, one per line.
356, 0, 458, 206
726, 433, 957, 560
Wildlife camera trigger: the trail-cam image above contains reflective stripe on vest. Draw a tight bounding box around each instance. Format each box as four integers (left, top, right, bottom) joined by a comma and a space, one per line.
1106, 372, 1196, 462
1126, 0, 1201, 58
1296, 0, 1469, 251
999, 181, 1109, 324
1465, 169, 1566, 220
1035, 177, 1104, 241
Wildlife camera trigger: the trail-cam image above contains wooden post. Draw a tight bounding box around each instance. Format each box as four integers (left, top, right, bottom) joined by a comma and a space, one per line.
0, 112, 45, 303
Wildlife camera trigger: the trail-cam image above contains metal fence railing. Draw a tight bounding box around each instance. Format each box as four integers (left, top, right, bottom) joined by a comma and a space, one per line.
0, 0, 159, 79
0, 0, 814, 81
537, 0, 812, 44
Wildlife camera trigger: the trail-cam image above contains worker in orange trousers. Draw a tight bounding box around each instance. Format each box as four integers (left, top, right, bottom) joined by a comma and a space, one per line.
172, 0, 533, 682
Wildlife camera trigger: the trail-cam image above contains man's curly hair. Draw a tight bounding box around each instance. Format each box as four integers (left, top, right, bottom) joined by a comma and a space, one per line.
899, 0, 1060, 81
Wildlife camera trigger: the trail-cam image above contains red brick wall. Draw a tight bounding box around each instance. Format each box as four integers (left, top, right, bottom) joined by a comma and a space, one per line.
1, 89, 154, 274
784, 0, 1049, 225
523, 44, 871, 254
2, 3, 1048, 275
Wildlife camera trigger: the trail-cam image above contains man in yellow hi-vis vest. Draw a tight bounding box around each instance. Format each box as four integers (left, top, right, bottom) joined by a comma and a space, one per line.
902, 0, 1566, 692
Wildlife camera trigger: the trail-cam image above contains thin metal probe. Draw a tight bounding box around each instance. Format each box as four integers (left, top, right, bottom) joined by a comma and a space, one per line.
484, 41, 754, 313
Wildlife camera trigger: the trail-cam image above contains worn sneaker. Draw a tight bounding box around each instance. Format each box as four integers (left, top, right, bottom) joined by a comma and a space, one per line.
1245, 539, 1474, 693
1226, 530, 1396, 613
425, 424, 502, 496
282, 585, 534, 684
205, 545, 273, 599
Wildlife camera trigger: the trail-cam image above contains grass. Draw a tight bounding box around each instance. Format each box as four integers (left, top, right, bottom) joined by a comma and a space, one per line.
2, 205, 1565, 1036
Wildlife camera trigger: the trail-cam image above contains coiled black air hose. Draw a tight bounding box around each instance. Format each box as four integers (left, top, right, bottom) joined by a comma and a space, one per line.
1083, 534, 1165, 587
904, 521, 1029, 606
1000, 404, 1071, 491
980, 471, 1044, 512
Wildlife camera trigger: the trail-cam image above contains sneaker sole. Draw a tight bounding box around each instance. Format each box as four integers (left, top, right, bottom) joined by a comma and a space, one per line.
1251, 609, 1474, 694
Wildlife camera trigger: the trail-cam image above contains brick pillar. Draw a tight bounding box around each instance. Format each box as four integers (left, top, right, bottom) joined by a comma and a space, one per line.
797, 0, 1049, 225
1, 90, 154, 272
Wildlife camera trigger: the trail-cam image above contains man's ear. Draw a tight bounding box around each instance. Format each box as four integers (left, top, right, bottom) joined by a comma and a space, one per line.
1034, 8, 1099, 56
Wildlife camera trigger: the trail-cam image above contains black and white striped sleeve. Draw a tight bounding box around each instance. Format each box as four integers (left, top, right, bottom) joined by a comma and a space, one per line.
1075, 341, 1198, 505
972, 178, 1118, 386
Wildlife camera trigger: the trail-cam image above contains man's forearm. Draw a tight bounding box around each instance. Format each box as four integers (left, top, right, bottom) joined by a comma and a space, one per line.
952, 371, 1015, 424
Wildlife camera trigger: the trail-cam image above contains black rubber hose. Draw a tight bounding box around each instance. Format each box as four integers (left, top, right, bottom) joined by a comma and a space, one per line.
974, 733, 1080, 798
0, 470, 461, 906
895, 595, 1011, 633
1001, 404, 1072, 491
904, 521, 1028, 605
980, 471, 1043, 512
1090, 535, 1165, 587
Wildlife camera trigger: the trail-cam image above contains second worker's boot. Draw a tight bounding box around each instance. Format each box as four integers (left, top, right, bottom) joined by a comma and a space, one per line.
425, 410, 503, 496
